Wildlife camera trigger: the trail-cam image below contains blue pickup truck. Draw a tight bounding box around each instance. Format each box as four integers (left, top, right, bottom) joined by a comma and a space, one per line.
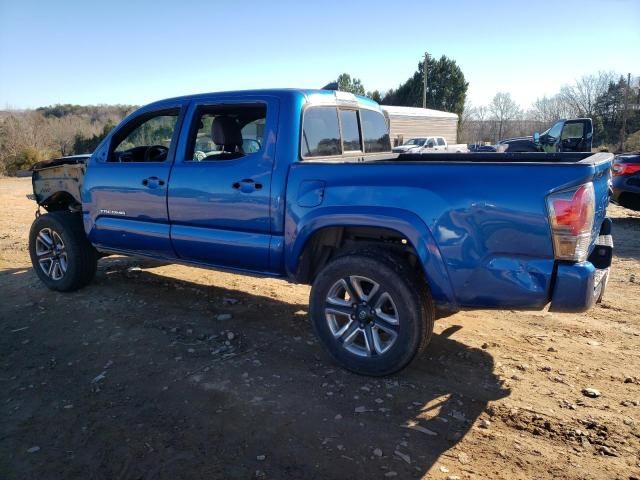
29, 89, 613, 376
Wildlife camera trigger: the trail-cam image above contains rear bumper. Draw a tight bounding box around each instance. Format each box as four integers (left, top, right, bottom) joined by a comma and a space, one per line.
549, 228, 613, 313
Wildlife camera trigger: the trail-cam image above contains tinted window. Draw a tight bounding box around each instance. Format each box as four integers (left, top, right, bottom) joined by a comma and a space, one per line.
111, 112, 179, 162
187, 105, 266, 161
340, 109, 362, 152
302, 107, 341, 157
361, 109, 391, 153
437, 137, 445, 146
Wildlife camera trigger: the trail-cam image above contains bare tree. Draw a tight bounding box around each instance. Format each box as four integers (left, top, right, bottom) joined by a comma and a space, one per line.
48, 115, 95, 156
529, 94, 577, 125
458, 101, 475, 142
489, 92, 521, 141
559, 71, 616, 117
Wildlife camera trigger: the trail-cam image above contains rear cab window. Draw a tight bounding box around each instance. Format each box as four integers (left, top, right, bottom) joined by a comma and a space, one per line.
301, 105, 390, 160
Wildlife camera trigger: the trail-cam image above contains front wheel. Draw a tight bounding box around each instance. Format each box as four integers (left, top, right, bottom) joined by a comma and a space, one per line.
29, 211, 98, 292
309, 251, 434, 376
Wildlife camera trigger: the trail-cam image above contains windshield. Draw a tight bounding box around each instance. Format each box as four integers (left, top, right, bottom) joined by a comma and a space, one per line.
404, 138, 426, 146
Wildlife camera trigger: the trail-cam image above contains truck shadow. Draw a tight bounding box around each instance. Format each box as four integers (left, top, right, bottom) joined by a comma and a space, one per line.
0, 259, 510, 480
610, 216, 640, 260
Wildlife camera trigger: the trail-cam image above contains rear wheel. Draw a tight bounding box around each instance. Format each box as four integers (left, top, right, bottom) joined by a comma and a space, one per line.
29, 211, 98, 292
309, 251, 433, 376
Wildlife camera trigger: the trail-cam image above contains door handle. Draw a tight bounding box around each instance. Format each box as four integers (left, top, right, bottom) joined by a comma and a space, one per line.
142, 176, 165, 188
232, 179, 263, 193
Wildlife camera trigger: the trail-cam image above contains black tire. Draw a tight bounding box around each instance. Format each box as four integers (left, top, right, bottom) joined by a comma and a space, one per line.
309, 250, 434, 376
28, 211, 98, 292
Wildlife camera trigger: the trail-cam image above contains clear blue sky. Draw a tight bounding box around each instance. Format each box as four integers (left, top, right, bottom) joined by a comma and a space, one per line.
1, 0, 638, 110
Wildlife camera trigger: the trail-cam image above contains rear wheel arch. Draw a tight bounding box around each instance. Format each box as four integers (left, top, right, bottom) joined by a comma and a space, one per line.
288, 213, 458, 313
294, 225, 423, 285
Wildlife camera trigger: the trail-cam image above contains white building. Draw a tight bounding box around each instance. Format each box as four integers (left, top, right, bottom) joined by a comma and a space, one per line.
381, 105, 459, 147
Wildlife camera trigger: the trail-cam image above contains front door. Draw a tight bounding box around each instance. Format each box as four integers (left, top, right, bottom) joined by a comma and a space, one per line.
167, 97, 279, 272
83, 105, 184, 256
559, 119, 593, 152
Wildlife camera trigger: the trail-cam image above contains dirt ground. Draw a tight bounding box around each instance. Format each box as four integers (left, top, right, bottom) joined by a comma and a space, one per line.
0, 176, 639, 480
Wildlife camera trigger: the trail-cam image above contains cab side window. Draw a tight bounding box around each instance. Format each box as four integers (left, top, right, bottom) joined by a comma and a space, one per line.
187, 104, 266, 161
110, 110, 179, 163
547, 121, 563, 140
437, 138, 446, 146
561, 122, 584, 139
361, 109, 391, 153
340, 109, 362, 152
302, 107, 341, 157
302, 107, 390, 158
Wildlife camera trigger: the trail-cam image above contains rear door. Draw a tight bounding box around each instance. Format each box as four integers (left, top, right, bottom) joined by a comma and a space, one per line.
83, 104, 185, 256
167, 96, 279, 272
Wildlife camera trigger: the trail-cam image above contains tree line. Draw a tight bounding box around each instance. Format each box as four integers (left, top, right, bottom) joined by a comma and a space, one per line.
1, 57, 638, 176
336, 63, 639, 151
0, 104, 135, 175
460, 72, 640, 149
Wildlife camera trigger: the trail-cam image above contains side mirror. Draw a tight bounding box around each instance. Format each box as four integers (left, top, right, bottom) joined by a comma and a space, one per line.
533, 132, 540, 144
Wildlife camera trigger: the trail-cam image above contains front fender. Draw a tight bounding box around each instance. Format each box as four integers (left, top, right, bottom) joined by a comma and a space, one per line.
285, 205, 457, 310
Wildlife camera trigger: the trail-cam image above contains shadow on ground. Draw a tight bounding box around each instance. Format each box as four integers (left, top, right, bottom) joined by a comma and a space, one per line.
1, 258, 509, 480
611, 215, 640, 260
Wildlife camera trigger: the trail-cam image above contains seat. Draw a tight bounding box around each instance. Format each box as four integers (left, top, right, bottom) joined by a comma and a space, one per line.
211, 116, 244, 160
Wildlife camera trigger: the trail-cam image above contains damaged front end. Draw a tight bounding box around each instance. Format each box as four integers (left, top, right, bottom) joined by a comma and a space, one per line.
30, 155, 90, 211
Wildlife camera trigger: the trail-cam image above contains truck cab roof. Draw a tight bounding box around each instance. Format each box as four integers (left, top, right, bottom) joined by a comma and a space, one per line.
143, 88, 383, 113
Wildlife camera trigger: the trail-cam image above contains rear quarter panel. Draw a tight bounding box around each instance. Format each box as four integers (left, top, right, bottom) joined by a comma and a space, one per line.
286, 160, 604, 311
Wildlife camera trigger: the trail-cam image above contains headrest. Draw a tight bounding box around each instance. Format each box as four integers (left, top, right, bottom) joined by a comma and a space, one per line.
212, 116, 242, 148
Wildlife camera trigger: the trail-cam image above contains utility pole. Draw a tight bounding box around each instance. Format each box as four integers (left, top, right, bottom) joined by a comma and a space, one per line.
619, 72, 631, 152
422, 52, 429, 109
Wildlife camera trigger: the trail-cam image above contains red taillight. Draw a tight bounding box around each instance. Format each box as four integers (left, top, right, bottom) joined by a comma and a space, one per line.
550, 185, 593, 236
612, 162, 640, 176
547, 183, 595, 262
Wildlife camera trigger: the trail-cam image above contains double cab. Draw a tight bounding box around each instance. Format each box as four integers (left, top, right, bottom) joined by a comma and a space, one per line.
29, 89, 613, 376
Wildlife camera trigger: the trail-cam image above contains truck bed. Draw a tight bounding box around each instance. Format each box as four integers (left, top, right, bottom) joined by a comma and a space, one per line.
382, 151, 609, 164
285, 151, 613, 311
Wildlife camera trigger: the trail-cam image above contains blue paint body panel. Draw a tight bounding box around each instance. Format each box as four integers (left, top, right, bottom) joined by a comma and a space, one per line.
77, 89, 613, 314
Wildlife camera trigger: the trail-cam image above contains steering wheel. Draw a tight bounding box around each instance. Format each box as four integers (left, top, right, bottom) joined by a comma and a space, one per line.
144, 145, 169, 162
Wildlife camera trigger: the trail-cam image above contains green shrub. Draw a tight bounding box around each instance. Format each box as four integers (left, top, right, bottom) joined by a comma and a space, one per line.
4, 146, 54, 176
625, 130, 640, 152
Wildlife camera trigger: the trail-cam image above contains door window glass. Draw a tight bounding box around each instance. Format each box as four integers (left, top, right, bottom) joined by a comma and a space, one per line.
547, 121, 563, 139
188, 105, 266, 161
437, 138, 445, 146
561, 122, 584, 139
111, 112, 179, 162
